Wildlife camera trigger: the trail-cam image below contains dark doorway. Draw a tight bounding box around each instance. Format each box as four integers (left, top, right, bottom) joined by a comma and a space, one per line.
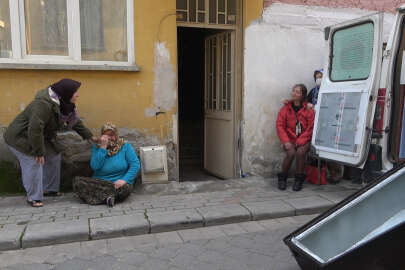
177, 27, 220, 181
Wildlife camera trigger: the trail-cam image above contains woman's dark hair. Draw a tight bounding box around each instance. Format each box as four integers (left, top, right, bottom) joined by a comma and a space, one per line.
313, 70, 323, 81
293, 84, 307, 101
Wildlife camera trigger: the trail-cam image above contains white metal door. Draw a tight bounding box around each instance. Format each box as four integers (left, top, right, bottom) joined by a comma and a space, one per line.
312, 14, 384, 167
204, 31, 235, 178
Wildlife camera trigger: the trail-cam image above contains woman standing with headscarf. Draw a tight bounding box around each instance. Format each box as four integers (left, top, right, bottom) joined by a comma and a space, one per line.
4, 79, 97, 207
73, 123, 140, 207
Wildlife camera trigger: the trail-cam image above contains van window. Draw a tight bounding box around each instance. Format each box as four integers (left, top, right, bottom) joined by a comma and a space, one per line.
331, 22, 374, 81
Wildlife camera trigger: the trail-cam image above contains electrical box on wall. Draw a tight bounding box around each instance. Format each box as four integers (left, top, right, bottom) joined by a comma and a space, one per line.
139, 145, 169, 184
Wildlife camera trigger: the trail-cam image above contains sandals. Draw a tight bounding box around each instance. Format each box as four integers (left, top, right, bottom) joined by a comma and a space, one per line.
27, 200, 43, 207
44, 191, 63, 197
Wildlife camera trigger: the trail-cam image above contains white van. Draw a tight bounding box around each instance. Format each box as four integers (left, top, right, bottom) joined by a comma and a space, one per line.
313, 7, 405, 177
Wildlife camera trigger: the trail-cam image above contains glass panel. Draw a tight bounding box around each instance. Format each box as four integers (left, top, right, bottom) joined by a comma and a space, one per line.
331, 22, 374, 81
198, 12, 205, 23
0, 0, 12, 58
206, 40, 210, 110
189, 0, 196, 22
227, 0, 236, 15
24, 0, 68, 55
227, 33, 231, 69
297, 168, 405, 263
315, 92, 362, 152
227, 0, 237, 24
80, 0, 127, 62
219, 38, 223, 111
218, 14, 225, 24
218, 0, 225, 12
227, 33, 231, 111
177, 11, 187, 22
209, 0, 216, 23
227, 74, 231, 111
208, 39, 213, 110
198, 0, 205, 11
213, 38, 217, 110
222, 38, 227, 111
177, 0, 187, 10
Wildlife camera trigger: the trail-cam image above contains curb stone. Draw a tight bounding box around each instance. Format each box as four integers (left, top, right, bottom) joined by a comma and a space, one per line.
241, 200, 295, 220
148, 209, 204, 233
22, 219, 89, 248
90, 213, 149, 240
1, 195, 345, 251
196, 204, 251, 226
0, 225, 25, 251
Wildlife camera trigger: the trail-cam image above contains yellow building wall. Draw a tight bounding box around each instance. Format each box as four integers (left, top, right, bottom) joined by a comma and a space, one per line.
0, 0, 178, 142
245, 0, 264, 27
0, 0, 265, 184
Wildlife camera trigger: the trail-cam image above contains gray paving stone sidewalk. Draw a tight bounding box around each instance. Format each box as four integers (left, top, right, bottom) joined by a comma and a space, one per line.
0, 177, 360, 251
0, 215, 317, 270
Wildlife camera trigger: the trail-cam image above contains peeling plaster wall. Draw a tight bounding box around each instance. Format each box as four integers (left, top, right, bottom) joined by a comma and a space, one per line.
146, 42, 177, 117
242, 3, 395, 177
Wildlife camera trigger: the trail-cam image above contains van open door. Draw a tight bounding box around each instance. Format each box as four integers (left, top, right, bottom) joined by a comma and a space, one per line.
312, 13, 384, 167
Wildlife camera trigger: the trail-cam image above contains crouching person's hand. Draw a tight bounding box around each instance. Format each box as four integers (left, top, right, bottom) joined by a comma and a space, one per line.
36, 156, 45, 165
114, 180, 127, 189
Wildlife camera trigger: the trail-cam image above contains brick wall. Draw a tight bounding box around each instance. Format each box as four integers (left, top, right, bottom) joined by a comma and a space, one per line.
264, 0, 405, 13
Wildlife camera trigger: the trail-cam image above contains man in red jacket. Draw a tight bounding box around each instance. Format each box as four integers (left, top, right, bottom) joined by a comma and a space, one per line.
276, 84, 315, 191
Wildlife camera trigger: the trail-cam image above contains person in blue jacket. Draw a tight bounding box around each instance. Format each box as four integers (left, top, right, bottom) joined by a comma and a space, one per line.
73, 123, 140, 207
306, 69, 323, 109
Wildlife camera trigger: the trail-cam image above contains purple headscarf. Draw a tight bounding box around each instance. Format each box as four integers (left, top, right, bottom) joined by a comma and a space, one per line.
51, 79, 81, 115
50, 79, 81, 130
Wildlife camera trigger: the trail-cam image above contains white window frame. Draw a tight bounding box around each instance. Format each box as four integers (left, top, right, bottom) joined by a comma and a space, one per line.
0, 0, 138, 71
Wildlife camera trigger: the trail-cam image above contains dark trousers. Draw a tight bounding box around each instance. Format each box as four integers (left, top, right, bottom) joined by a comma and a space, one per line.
73, 177, 132, 205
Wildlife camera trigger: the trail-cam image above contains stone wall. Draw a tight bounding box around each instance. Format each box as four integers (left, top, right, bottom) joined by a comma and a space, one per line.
0, 126, 177, 193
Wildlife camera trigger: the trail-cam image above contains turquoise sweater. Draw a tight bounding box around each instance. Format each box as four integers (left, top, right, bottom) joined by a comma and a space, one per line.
90, 143, 140, 185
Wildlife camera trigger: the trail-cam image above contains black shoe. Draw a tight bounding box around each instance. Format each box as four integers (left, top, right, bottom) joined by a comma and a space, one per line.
277, 173, 287, 191
293, 174, 306, 192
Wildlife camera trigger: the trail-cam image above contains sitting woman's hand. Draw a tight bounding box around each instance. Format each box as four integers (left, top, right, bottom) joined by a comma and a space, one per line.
307, 103, 314, 109
114, 180, 127, 189
284, 142, 295, 151
100, 135, 109, 149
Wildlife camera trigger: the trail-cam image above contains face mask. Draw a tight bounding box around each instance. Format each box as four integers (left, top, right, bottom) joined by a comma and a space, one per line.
315, 78, 322, 87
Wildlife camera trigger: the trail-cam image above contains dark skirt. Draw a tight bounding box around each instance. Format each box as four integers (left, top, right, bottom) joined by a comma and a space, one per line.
73, 176, 132, 205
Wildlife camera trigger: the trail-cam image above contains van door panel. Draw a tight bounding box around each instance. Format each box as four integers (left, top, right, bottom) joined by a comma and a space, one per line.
313, 13, 383, 166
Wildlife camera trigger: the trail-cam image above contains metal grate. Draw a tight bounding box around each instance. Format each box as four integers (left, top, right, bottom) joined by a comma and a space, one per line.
177, 0, 237, 25
205, 32, 234, 112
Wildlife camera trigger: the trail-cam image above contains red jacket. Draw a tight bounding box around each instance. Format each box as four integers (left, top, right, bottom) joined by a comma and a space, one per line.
276, 102, 315, 146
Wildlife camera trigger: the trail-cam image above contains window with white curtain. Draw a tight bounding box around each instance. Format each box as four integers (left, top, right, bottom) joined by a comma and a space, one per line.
0, 0, 12, 58
0, 0, 136, 70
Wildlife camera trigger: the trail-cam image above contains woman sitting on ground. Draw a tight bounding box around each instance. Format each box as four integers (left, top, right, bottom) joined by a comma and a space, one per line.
74, 123, 140, 207
276, 84, 315, 192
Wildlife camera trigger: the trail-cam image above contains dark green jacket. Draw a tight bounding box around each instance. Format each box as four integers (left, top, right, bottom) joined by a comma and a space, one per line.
3, 88, 93, 157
